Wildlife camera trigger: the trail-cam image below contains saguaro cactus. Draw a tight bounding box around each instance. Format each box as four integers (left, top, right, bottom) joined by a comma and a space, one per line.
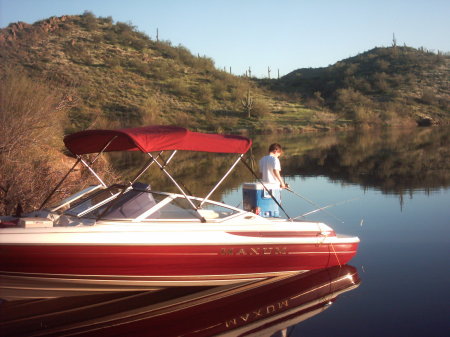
241, 89, 254, 118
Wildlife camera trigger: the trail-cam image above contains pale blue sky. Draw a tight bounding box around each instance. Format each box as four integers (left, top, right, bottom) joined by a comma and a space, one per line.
1, 0, 449, 77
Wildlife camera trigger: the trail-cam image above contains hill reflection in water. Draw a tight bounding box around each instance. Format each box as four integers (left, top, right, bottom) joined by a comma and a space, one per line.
0, 266, 360, 337
111, 127, 449, 199
278, 126, 450, 195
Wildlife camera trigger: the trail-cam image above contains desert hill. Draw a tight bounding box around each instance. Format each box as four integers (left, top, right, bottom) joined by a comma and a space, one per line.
1, 12, 448, 135
270, 46, 449, 126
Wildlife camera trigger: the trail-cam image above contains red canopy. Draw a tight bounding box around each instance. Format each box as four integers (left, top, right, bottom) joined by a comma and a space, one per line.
64, 125, 252, 155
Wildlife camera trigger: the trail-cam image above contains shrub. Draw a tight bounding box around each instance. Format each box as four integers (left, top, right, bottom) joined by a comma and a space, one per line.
252, 99, 271, 119
167, 78, 190, 97
334, 88, 374, 123
175, 45, 196, 67
103, 103, 143, 126
421, 89, 437, 105
81, 11, 97, 30
68, 108, 96, 130
0, 69, 70, 214
139, 96, 162, 125
194, 83, 214, 107
212, 80, 228, 100
151, 60, 175, 81
100, 16, 113, 25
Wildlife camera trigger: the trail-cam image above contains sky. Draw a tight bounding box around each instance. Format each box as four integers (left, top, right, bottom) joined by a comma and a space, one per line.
1, 0, 449, 77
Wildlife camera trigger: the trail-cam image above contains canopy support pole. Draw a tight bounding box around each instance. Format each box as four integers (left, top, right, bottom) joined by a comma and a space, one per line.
96, 152, 166, 220
78, 156, 107, 188
199, 154, 243, 208
239, 156, 292, 220
39, 136, 118, 210
161, 150, 177, 166
90, 135, 118, 165
147, 152, 206, 223
77, 135, 120, 188
159, 151, 194, 196
39, 158, 81, 210
129, 151, 162, 185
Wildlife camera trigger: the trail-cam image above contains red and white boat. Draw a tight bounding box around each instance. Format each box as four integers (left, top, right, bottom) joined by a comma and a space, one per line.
0, 126, 359, 298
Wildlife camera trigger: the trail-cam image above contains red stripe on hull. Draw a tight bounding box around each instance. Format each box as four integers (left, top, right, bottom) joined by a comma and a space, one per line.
0, 243, 358, 277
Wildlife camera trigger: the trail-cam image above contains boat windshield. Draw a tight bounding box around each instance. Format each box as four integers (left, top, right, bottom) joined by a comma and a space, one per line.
64, 185, 125, 217
135, 197, 240, 221
65, 184, 240, 221
49, 185, 104, 212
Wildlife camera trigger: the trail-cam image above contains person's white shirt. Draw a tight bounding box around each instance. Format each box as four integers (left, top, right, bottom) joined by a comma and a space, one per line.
259, 154, 281, 184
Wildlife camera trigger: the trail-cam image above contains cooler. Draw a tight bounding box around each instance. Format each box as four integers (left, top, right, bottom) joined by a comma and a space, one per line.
243, 182, 281, 217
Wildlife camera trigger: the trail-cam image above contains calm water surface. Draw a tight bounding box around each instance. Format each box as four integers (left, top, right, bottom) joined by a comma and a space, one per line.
222, 127, 450, 337
223, 178, 449, 337
1, 127, 449, 337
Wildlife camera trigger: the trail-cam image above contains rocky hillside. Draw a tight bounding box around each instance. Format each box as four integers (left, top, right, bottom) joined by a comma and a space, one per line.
1, 13, 449, 133
271, 46, 450, 126
0, 13, 294, 133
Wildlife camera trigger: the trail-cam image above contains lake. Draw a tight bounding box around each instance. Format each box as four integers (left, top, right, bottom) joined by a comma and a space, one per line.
223, 126, 450, 337
1, 126, 448, 337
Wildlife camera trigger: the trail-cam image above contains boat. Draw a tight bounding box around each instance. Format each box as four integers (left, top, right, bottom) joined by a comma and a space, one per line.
0, 265, 360, 337
0, 125, 359, 298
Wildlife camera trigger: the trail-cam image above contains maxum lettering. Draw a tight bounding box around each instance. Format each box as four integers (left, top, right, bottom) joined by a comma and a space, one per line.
220, 247, 287, 256
225, 299, 289, 328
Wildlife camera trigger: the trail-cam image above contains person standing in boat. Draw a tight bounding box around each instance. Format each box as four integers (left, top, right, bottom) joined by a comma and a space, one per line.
259, 143, 287, 189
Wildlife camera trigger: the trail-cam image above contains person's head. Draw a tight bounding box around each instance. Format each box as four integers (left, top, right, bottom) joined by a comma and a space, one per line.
268, 143, 282, 156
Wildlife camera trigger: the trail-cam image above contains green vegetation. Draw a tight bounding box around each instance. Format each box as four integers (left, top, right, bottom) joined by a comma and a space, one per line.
4, 13, 447, 135
269, 46, 449, 126
1, 13, 289, 135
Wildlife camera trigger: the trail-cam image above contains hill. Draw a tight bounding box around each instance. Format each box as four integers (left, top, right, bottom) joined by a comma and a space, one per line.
270, 46, 450, 126
0, 13, 318, 134
3, 13, 448, 136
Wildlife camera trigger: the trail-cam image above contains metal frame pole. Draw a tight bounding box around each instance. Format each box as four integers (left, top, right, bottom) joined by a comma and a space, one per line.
39, 136, 118, 210
199, 154, 243, 208
147, 152, 206, 222
78, 156, 107, 187
39, 157, 81, 209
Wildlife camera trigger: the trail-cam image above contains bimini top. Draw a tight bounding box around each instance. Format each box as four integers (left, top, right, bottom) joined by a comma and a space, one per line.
64, 125, 252, 155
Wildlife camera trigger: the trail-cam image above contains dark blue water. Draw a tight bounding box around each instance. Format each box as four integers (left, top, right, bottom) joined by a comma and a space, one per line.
224, 177, 450, 337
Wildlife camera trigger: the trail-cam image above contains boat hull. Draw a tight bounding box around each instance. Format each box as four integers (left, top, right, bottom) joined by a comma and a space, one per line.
0, 241, 358, 298
0, 242, 358, 276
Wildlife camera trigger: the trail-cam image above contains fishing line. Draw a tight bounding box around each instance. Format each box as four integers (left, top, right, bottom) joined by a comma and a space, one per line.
286, 187, 350, 223
330, 240, 342, 267
294, 197, 360, 221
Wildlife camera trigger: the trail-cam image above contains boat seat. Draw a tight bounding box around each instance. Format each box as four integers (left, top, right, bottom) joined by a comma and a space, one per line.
197, 209, 220, 219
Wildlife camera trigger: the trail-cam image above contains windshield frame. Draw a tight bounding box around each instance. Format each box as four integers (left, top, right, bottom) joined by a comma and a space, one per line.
63, 184, 129, 217
63, 186, 244, 222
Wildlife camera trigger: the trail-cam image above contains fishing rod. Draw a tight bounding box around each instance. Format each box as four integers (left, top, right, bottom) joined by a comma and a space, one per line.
285, 186, 346, 223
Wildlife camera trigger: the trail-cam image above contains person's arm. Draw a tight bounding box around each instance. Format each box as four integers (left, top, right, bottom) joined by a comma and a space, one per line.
272, 169, 286, 188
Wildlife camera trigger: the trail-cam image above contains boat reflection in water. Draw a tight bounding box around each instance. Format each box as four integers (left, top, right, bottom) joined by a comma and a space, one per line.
0, 265, 360, 337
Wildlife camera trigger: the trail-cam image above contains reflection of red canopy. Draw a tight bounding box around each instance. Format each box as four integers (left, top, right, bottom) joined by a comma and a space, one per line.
64, 125, 252, 155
